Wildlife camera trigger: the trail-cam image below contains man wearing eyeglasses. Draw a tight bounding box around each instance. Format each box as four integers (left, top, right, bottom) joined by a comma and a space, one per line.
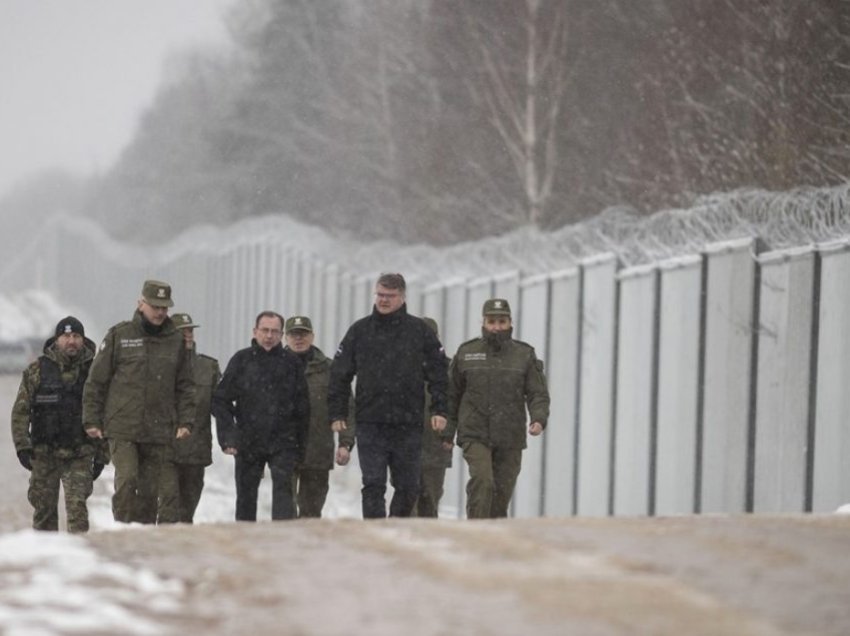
82, 280, 195, 525
329, 273, 448, 519
212, 311, 310, 521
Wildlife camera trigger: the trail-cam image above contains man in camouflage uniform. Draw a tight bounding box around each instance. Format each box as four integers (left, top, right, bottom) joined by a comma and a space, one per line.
413, 317, 453, 518
82, 280, 195, 524
11, 316, 107, 533
447, 299, 550, 519
158, 312, 220, 523
284, 315, 355, 518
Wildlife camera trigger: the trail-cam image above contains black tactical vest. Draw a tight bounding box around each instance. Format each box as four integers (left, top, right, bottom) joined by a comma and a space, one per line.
30, 357, 89, 448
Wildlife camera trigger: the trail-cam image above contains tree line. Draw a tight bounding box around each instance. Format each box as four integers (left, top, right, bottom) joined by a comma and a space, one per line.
72, 0, 849, 244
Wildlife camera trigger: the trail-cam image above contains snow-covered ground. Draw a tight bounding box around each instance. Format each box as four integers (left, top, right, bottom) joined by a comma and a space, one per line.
3, 374, 850, 635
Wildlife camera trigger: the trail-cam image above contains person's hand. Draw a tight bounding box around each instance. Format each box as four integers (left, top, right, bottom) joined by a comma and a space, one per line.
223, 447, 237, 456
441, 440, 454, 451
529, 421, 544, 436
85, 427, 103, 439
92, 460, 105, 480
431, 415, 447, 432
336, 446, 351, 466
176, 427, 191, 439
17, 449, 33, 471
331, 420, 347, 433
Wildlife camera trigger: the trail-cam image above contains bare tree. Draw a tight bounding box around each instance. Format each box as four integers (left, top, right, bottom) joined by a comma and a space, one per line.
463, 0, 571, 226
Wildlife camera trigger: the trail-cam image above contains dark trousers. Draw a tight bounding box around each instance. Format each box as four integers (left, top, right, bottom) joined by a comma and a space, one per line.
295, 468, 329, 518
234, 449, 297, 521
356, 422, 422, 519
176, 464, 205, 523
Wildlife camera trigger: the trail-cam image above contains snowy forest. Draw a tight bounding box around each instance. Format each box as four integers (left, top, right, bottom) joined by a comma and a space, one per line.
3, 0, 848, 246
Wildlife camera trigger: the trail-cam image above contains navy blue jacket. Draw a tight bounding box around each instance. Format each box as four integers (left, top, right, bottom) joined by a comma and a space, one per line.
328, 304, 448, 426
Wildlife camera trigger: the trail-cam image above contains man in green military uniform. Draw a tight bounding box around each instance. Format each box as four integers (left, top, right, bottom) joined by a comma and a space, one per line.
413, 317, 453, 518
82, 280, 195, 524
447, 298, 550, 519
284, 315, 355, 517
11, 316, 107, 533
159, 312, 220, 523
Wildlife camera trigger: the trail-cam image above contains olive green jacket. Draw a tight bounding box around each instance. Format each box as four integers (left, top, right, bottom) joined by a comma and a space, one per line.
447, 332, 550, 450
296, 346, 355, 471
82, 311, 196, 444
172, 351, 220, 466
422, 359, 453, 469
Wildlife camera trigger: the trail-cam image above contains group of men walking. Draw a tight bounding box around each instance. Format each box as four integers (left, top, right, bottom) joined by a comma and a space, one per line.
11, 272, 550, 532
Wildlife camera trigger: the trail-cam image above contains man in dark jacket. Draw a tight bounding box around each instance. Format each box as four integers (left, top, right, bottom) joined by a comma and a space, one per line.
11, 316, 106, 533
212, 311, 309, 521
160, 312, 221, 523
329, 273, 449, 519
284, 315, 355, 518
447, 298, 550, 519
83, 280, 195, 525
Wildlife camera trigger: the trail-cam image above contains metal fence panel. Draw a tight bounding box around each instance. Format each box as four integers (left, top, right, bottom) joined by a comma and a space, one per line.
576, 254, 618, 516
443, 279, 468, 356
465, 277, 493, 343
543, 269, 580, 517
513, 274, 550, 518
813, 241, 850, 512
613, 265, 658, 516
753, 247, 816, 513
700, 239, 757, 513
319, 265, 340, 355
655, 256, 703, 515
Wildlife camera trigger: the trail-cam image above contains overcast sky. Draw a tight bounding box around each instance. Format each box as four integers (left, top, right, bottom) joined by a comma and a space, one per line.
0, 0, 234, 197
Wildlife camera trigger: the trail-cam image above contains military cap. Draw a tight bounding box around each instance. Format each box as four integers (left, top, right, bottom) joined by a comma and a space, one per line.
55, 316, 85, 338
172, 312, 200, 329
285, 315, 313, 333
141, 279, 174, 308
482, 298, 511, 317
422, 316, 439, 336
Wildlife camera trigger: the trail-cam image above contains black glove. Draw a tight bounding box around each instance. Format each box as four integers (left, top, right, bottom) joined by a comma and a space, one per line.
92, 461, 105, 481
17, 449, 33, 471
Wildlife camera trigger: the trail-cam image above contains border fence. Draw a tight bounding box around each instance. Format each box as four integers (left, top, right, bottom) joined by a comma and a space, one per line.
3, 191, 850, 517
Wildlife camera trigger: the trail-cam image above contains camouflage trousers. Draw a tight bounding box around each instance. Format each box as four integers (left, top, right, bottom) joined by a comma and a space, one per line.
294, 467, 329, 518
413, 465, 448, 518
109, 440, 179, 524
158, 462, 206, 523
462, 442, 522, 519
28, 448, 93, 533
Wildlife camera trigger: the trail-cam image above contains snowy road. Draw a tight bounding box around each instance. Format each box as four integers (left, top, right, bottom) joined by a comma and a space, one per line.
2, 373, 850, 635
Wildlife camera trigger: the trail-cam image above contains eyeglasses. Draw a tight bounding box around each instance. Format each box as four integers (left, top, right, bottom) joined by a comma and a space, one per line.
375, 292, 401, 300
257, 328, 282, 336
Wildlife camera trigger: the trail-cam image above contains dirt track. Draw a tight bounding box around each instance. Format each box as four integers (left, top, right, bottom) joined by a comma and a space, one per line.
3, 374, 850, 635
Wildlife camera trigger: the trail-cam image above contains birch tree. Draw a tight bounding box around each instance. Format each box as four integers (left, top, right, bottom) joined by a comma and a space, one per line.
462, 0, 571, 227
